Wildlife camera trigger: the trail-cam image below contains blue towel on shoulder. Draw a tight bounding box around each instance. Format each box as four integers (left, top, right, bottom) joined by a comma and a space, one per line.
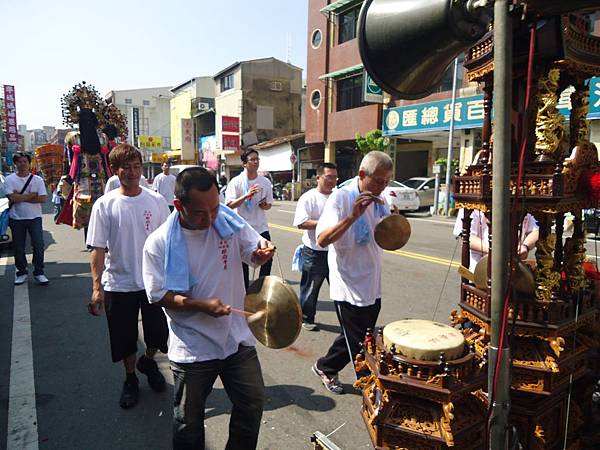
345, 177, 389, 245
164, 205, 246, 292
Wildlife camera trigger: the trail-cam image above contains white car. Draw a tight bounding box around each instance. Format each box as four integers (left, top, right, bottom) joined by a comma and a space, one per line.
402, 177, 436, 209
338, 179, 419, 212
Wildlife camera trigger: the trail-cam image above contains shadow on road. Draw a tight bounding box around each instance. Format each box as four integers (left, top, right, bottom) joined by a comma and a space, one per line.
205, 384, 336, 420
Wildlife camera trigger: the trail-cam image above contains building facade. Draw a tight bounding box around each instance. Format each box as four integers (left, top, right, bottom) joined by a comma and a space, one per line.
105, 86, 172, 174
305, 0, 383, 181
169, 76, 215, 164
213, 57, 303, 178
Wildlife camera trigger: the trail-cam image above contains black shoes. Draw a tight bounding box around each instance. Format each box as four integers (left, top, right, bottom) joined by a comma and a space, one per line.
136, 355, 166, 392
119, 375, 139, 409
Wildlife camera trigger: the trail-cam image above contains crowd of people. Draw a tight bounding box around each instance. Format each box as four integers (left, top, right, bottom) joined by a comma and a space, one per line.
5, 144, 538, 449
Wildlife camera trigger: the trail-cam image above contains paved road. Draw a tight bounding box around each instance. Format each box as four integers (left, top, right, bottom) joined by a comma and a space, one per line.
0, 201, 463, 450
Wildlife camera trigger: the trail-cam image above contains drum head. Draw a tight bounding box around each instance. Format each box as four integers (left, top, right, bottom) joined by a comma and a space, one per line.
383, 319, 465, 361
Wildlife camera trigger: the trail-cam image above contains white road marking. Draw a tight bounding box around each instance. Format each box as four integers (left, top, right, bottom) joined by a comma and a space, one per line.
408, 217, 455, 226
0, 254, 8, 276
7, 282, 39, 450
276, 209, 295, 214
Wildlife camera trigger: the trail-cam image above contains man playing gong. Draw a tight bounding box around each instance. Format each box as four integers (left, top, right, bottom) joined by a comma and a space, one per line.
312, 151, 393, 394
142, 167, 274, 449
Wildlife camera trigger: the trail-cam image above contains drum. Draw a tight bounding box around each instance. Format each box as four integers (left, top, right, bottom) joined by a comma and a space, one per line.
382, 319, 466, 361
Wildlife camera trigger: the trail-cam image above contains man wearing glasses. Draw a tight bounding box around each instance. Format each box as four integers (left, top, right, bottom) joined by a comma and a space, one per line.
312, 151, 393, 394
226, 148, 274, 288
293, 163, 338, 331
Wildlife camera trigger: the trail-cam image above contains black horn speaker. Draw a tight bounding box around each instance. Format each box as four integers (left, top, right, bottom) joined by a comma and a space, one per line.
358, 0, 492, 100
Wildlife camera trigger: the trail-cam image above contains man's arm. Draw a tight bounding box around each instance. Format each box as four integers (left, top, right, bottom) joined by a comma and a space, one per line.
157, 292, 231, 317
298, 219, 318, 230
89, 248, 106, 316
6, 192, 37, 204
26, 194, 48, 204
227, 185, 261, 209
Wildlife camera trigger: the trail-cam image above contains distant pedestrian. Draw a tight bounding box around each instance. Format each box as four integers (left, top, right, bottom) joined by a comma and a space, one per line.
219, 175, 228, 203
226, 148, 274, 288
105, 173, 149, 193
5, 152, 50, 285
87, 144, 170, 409
153, 161, 176, 211
293, 163, 337, 331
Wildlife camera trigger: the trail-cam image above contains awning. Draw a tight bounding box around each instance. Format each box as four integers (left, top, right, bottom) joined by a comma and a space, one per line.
318, 63, 363, 80
192, 108, 215, 118
320, 0, 362, 14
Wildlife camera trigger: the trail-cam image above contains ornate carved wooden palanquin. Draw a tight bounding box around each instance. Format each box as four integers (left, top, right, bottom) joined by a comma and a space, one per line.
449, 9, 600, 449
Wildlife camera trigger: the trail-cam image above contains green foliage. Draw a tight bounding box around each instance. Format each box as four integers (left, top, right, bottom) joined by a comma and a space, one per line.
355, 129, 390, 155
434, 157, 460, 179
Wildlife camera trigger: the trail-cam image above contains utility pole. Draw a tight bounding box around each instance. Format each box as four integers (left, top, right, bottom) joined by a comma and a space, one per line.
444, 57, 459, 217
488, 1, 513, 448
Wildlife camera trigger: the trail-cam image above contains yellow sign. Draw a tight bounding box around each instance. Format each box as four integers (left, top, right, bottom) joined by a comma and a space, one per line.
139, 135, 163, 148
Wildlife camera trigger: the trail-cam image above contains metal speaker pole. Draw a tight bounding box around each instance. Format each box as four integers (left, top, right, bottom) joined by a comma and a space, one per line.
357, 0, 492, 100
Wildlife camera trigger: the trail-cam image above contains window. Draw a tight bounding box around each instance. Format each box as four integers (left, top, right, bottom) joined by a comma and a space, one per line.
311, 29, 322, 49
256, 105, 274, 130
434, 55, 465, 93
220, 74, 234, 92
142, 100, 150, 106
310, 90, 321, 109
336, 75, 364, 111
338, 6, 360, 44
124, 98, 132, 105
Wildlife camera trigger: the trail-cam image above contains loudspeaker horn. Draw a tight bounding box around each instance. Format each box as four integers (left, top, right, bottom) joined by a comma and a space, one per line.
358, 0, 493, 100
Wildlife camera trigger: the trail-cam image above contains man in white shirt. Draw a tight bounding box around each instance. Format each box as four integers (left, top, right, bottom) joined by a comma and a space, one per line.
5, 152, 49, 285
453, 209, 539, 271
142, 167, 274, 449
152, 161, 176, 211
226, 148, 274, 289
312, 151, 393, 394
293, 163, 337, 331
87, 144, 170, 410
104, 173, 148, 193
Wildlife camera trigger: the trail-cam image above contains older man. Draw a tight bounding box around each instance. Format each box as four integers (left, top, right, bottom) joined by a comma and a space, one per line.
312, 151, 394, 394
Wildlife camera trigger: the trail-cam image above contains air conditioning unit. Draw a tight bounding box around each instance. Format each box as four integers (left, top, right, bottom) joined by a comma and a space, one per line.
197, 102, 210, 111
270, 81, 283, 92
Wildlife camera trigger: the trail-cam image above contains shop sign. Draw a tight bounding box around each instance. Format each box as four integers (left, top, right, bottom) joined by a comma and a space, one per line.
3, 85, 18, 144
138, 135, 162, 148
222, 116, 240, 133
181, 118, 194, 160
363, 70, 383, 103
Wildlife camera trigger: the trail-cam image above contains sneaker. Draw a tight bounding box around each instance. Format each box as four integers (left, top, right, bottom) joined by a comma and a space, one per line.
312, 363, 344, 394
34, 274, 49, 285
119, 376, 139, 409
14, 274, 28, 285
136, 355, 166, 392
302, 322, 319, 331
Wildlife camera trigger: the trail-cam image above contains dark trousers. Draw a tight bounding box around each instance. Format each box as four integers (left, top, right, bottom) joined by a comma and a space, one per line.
9, 217, 45, 276
317, 299, 381, 377
242, 230, 272, 289
299, 247, 329, 324
171, 346, 265, 450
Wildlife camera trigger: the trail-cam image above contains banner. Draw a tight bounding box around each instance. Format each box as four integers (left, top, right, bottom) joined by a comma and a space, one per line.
138, 135, 162, 148
3, 85, 18, 145
181, 118, 195, 161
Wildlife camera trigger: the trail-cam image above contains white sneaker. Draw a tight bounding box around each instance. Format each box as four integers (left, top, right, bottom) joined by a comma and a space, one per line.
34, 274, 49, 285
14, 274, 28, 285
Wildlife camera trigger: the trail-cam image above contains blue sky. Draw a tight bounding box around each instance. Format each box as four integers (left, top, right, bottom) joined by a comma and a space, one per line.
2, 0, 308, 129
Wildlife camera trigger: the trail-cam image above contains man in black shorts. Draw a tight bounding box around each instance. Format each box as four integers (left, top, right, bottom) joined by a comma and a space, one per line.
86, 144, 171, 408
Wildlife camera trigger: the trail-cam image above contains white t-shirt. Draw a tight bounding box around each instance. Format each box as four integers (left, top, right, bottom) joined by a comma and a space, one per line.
453, 209, 538, 271
316, 187, 384, 306
152, 173, 176, 206
143, 219, 262, 363
104, 174, 149, 193
5, 173, 47, 220
293, 188, 330, 251
86, 187, 170, 292
225, 172, 273, 234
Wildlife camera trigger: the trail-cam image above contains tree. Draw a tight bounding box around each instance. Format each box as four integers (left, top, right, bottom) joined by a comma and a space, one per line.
355, 129, 390, 155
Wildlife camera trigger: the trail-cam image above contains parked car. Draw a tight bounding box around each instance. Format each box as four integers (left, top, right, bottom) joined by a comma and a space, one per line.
338, 179, 419, 212
0, 174, 12, 246
401, 177, 436, 209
